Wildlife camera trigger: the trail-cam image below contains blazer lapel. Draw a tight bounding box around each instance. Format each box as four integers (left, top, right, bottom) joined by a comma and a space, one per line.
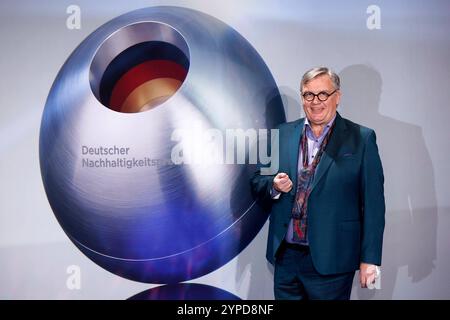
310, 112, 347, 191
288, 119, 304, 196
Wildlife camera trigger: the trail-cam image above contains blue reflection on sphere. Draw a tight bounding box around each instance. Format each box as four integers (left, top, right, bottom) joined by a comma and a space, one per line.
128, 283, 241, 300
40, 6, 285, 283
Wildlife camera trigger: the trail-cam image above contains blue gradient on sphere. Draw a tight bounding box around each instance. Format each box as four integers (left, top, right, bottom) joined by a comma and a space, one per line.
128, 283, 241, 300
39, 6, 285, 283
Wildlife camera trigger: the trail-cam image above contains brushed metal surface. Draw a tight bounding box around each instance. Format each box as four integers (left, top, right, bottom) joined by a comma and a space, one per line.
40, 6, 285, 283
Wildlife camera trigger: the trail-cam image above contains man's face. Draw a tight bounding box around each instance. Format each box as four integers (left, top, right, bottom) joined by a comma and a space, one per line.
301, 74, 340, 126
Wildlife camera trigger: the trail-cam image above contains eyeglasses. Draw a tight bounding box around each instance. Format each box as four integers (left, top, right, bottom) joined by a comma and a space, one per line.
302, 90, 337, 102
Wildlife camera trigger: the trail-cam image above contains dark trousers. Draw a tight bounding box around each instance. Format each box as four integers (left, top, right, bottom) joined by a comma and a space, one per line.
274, 242, 355, 300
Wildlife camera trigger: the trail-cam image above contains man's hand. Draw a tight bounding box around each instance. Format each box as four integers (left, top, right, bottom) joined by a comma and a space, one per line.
273, 172, 293, 193
359, 263, 379, 288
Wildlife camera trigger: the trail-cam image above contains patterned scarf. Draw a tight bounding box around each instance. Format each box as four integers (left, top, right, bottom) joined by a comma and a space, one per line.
291, 121, 335, 244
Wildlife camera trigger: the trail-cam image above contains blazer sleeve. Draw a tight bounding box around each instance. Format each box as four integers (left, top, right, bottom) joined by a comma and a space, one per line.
360, 130, 386, 266
250, 165, 276, 204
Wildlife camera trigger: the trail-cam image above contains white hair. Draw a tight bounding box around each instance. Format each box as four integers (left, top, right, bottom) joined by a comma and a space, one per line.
300, 66, 340, 91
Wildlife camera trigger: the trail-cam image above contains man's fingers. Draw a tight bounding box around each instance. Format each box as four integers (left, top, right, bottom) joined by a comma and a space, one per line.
273, 173, 293, 193
277, 181, 293, 193
281, 182, 293, 192
275, 173, 289, 181
360, 278, 367, 288
281, 180, 293, 190
360, 269, 377, 288
360, 273, 367, 288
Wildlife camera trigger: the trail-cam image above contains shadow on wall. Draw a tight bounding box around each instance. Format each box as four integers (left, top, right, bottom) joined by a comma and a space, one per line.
339, 64, 438, 299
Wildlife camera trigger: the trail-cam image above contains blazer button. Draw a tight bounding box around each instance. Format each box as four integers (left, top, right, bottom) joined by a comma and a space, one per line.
283, 223, 288, 227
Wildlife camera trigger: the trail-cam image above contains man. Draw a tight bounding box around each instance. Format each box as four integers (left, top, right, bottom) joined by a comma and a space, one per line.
251, 67, 385, 300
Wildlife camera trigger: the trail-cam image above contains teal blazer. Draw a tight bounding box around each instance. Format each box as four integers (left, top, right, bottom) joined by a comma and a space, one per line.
251, 112, 385, 275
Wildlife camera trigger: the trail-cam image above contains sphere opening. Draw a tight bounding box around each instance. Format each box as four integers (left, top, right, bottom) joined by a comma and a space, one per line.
89, 22, 190, 113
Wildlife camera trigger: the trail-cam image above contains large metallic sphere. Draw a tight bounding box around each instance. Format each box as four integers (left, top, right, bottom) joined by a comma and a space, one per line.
40, 6, 285, 283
